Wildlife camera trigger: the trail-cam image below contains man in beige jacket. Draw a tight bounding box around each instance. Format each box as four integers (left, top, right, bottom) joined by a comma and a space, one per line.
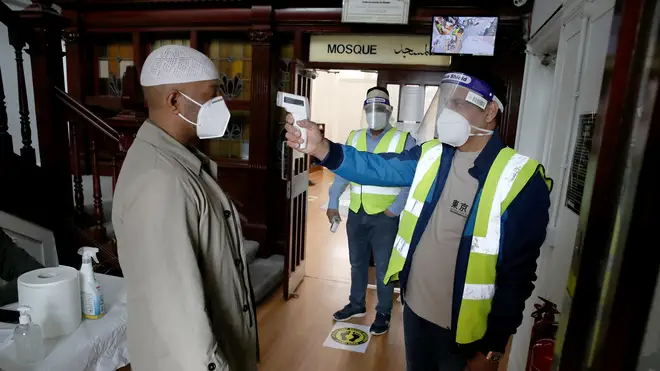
112, 45, 258, 371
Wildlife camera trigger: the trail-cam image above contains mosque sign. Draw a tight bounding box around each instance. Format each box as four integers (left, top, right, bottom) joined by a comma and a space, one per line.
309, 35, 452, 66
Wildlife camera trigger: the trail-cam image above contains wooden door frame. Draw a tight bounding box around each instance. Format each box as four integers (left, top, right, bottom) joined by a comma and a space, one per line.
282, 65, 313, 300
556, 0, 660, 369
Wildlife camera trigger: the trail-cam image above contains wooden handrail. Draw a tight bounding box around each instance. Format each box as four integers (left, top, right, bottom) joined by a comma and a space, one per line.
0, 1, 20, 30
0, 2, 37, 46
54, 87, 120, 142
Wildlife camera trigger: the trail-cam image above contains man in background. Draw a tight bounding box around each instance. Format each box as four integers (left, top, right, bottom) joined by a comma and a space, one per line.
112, 45, 257, 371
0, 228, 43, 306
327, 87, 415, 335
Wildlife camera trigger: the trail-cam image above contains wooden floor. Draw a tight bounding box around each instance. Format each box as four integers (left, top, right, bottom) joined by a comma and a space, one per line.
256, 169, 407, 371
257, 278, 406, 371
304, 169, 352, 284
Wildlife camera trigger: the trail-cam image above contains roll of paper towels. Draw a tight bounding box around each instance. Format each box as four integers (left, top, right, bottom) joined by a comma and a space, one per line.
18, 266, 82, 339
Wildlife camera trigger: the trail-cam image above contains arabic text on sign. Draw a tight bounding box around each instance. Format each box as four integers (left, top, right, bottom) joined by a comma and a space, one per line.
394, 44, 432, 58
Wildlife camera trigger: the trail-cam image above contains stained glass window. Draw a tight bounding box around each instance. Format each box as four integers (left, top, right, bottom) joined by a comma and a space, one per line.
151, 39, 191, 50
98, 41, 133, 97
206, 111, 250, 160
207, 41, 252, 101
278, 44, 294, 92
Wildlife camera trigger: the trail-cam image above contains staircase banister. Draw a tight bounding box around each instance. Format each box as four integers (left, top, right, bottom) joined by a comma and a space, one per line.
0, 2, 37, 46
54, 87, 120, 142
0, 1, 20, 30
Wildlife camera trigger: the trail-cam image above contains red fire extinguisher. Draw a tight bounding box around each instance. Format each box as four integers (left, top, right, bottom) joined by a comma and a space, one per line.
525, 297, 559, 371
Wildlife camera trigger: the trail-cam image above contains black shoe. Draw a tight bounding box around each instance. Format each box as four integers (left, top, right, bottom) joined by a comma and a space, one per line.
370, 312, 391, 335
333, 304, 367, 322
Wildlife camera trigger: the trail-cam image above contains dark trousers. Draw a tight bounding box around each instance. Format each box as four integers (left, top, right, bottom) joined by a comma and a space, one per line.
404, 304, 472, 371
346, 209, 398, 315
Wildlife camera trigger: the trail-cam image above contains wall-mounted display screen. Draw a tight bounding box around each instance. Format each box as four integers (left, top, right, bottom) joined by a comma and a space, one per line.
430, 16, 499, 56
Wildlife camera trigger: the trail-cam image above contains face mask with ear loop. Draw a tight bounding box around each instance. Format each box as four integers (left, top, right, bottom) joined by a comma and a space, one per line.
417, 72, 504, 146
177, 91, 232, 139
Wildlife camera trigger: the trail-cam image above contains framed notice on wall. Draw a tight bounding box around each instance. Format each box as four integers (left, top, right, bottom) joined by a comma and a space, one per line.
566, 112, 596, 215
341, 0, 410, 24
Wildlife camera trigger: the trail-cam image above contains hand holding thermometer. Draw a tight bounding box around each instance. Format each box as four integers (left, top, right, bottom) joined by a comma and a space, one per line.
277, 92, 310, 149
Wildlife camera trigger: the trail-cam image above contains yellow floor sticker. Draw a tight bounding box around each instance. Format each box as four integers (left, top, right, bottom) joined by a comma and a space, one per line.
323, 322, 372, 353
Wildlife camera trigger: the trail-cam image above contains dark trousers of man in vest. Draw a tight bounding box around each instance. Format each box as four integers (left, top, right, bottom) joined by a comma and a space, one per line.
346, 208, 398, 315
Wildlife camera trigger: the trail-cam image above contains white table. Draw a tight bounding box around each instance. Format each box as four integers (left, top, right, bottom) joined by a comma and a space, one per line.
0, 274, 129, 371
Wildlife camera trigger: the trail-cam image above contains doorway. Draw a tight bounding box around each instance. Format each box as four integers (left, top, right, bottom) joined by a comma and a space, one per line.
305, 69, 378, 284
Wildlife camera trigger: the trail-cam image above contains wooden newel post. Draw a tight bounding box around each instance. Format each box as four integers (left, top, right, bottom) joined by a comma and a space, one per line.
19, 7, 73, 214
0, 66, 12, 160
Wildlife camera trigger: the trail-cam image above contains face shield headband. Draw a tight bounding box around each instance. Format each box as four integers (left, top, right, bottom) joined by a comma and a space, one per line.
441, 72, 504, 112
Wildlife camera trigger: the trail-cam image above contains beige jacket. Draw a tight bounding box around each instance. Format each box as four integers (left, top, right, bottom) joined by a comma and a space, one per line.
112, 122, 258, 371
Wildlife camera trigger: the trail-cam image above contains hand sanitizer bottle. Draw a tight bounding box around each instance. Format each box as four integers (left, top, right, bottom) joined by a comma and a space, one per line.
78, 247, 105, 319
14, 305, 45, 364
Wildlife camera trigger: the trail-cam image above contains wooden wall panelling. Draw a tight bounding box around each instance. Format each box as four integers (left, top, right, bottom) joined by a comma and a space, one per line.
80, 8, 253, 32
236, 5, 272, 253
248, 6, 273, 168
190, 30, 199, 51
132, 32, 144, 75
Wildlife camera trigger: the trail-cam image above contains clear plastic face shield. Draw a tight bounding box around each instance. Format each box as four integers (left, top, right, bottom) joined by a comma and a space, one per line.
361, 97, 394, 131
416, 72, 504, 146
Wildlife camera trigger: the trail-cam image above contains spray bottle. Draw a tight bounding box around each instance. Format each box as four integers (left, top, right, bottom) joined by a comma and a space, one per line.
78, 247, 105, 319
14, 305, 45, 364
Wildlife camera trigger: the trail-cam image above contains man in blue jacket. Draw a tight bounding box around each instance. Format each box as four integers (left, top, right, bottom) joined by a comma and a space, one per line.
327, 87, 415, 335
285, 71, 552, 371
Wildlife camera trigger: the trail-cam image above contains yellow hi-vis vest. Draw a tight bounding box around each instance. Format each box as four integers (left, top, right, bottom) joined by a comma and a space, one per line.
347, 128, 409, 215
384, 139, 551, 344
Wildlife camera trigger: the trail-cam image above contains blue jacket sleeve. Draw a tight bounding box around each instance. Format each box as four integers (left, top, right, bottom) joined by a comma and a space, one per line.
387, 134, 418, 216
317, 139, 420, 188
480, 173, 551, 354
328, 174, 350, 210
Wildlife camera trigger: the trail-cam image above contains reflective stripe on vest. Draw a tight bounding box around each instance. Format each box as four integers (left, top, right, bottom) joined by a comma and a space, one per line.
384, 143, 549, 344
348, 128, 408, 215
384, 140, 442, 283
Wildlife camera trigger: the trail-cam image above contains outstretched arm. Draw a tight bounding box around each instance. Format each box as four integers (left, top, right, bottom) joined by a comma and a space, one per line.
386, 134, 417, 216
285, 118, 420, 188
319, 140, 421, 188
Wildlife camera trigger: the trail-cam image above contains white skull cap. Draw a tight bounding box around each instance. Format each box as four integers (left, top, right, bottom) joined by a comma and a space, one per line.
140, 45, 219, 87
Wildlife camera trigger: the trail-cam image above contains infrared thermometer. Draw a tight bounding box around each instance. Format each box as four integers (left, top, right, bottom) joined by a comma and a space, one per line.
277, 92, 310, 149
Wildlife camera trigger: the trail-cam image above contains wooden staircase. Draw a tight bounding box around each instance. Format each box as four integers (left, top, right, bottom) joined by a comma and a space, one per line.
1, 3, 284, 302
0, 1, 129, 272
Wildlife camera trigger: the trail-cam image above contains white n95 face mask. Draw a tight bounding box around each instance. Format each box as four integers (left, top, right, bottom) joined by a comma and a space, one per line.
366, 112, 389, 130
435, 108, 493, 147
178, 91, 231, 139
